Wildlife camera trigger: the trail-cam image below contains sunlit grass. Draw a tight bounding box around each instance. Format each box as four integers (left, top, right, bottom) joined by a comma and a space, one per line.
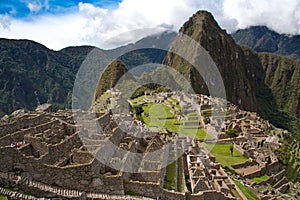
140, 103, 211, 139
250, 175, 270, 184
203, 143, 249, 168
233, 179, 259, 200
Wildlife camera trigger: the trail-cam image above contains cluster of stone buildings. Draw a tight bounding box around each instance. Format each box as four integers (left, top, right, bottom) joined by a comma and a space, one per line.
0, 89, 295, 199
0, 97, 243, 200
185, 145, 237, 196
137, 91, 292, 199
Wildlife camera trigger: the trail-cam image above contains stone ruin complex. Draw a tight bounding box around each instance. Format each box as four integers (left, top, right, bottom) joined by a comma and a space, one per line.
0, 90, 297, 199
0, 100, 242, 200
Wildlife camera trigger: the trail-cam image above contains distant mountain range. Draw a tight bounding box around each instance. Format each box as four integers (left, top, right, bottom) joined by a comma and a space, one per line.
232, 26, 300, 60
0, 12, 299, 134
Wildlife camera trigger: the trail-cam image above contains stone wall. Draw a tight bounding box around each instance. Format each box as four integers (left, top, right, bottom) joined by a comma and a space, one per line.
0, 146, 124, 194
161, 189, 185, 200
243, 168, 262, 178
133, 171, 161, 183
0, 119, 62, 147
24, 135, 48, 156
109, 127, 125, 146
0, 130, 25, 147
96, 113, 110, 130
40, 132, 82, 165
205, 137, 247, 144
124, 181, 161, 199
231, 160, 256, 169
72, 150, 94, 164
19, 144, 35, 157
0, 173, 153, 200
124, 181, 185, 200
189, 190, 235, 200
124, 181, 234, 200
265, 161, 282, 176
0, 113, 50, 137
183, 122, 200, 126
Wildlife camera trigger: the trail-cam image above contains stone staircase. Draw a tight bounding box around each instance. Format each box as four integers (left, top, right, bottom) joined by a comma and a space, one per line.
0, 187, 46, 200
0, 173, 154, 200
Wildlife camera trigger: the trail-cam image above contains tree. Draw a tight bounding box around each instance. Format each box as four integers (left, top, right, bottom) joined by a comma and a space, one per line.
225, 129, 239, 140
134, 105, 144, 121
203, 117, 210, 124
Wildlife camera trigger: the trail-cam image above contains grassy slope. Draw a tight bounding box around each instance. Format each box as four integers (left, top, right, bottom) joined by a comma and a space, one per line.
164, 161, 177, 190
203, 143, 249, 168
233, 180, 259, 200
250, 175, 270, 184
140, 102, 209, 140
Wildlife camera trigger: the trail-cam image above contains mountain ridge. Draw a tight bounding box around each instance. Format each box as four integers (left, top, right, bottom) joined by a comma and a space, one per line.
232, 26, 300, 60
0, 32, 175, 116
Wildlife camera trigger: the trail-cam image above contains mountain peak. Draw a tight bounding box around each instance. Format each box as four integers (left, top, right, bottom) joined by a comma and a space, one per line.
179, 10, 225, 39
164, 10, 291, 118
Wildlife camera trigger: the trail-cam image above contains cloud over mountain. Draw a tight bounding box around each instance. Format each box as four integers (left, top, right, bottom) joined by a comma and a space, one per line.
0, 0, 299, 50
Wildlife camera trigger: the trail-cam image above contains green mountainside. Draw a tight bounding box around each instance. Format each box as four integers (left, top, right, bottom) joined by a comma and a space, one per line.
232, 26, 300, 60
0, 39, 90, 116
259, 53, 300, 132
94, 59, 128, 100
0, 33, 175, 116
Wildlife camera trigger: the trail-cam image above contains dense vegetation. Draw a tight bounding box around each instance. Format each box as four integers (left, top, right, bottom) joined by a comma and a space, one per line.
0, 39, 93, 116
0, 33, 175, 116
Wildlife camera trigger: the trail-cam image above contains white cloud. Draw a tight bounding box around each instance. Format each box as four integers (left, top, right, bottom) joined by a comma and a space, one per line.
0, 14, 11, 30
77, 0, 224, 48
78, 2, 107, 17
27, 2, 42, 13
0, 13, 91, 50
223, 0, 300, 34
27, 0, 50, 13
0, 0, 299, 50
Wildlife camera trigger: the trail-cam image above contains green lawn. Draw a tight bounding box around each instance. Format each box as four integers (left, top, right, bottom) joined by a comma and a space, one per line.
179, 126, 211, 140
250, 175, 270, 184
0, 196, 8, 200
142, 103, 178, 131
140, 103, 211, 140
164, 161, 177, 190
203, 143, 249, 168
233, 180, 259, 200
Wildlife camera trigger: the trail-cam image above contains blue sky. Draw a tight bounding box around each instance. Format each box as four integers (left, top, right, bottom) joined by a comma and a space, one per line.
0, 0, 299, 50
0, 0, 121, 18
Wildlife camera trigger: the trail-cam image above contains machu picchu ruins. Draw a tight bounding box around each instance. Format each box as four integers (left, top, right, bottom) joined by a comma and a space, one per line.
0, 89, 299, 200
